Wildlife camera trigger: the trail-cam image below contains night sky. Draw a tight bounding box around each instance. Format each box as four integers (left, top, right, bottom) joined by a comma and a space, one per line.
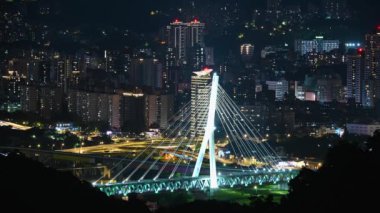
45, 0, 380, 33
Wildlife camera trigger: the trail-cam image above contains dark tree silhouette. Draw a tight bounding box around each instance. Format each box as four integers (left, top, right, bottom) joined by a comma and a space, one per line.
284, 133, 380, 212
0, 152, 150, 212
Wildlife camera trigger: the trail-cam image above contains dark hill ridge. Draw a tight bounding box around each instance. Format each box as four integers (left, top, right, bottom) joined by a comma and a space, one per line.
0, 151, 150, 212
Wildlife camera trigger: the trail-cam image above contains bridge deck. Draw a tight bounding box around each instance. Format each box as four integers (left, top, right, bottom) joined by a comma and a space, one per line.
96, 169, 298, 196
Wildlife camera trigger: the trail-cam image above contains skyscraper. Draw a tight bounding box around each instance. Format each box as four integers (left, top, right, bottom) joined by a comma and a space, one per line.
166, 19, 205, 65
188, 19, 205, 48
190, 68, 212, 138
362, 28, 380, 107
167, 20, 187, 65
346, 48, 364, 103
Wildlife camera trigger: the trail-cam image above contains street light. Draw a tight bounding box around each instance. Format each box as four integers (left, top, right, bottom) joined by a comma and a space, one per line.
80, 142, 85, 153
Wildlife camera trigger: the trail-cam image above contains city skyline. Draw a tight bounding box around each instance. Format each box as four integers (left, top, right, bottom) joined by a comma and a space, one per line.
1, 0, 379, 212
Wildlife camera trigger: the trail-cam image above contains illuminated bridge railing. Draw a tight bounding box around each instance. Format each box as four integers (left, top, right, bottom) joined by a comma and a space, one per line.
96, 169, 299, 196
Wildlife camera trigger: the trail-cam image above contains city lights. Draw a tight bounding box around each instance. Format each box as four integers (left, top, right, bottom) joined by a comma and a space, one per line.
0, 1, 378, 211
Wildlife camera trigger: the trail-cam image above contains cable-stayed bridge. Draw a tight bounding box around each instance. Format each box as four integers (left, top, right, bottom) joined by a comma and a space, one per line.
94, 72, 298, 196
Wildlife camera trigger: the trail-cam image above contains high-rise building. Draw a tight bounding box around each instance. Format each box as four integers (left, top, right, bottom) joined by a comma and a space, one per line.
104, 50, 123, 74
38, 61, 51, 85
266, 80, 289, 101
205, 47, 215, 66
20, 85, 63, 119
295, 36, 340, 55
362, 28, 380, 107
67, 90, 121, 129
188, 19, 205, 48
190, 68, 212, 137
146, 93, 174, 129
346, 49, 364, 103
240, 44, 254, 61
271, 108, 295, 133
69, 56, 82, 89
52, 55, 71, 93
120, 90, 146, 133
316, 75, 343, 103
166, 19, 205, 65
240, 104, 269, 134
39, 87, 63, 119
110, 95, 121, 130
293, 81, 305, 101
167, 20, 187, 64
190, 44, 206, 70
5, 70, 21, 104
319, 39, 340, 53
346, 123, 380, 136
129, 58, 162, 88
20, 85, 39, 113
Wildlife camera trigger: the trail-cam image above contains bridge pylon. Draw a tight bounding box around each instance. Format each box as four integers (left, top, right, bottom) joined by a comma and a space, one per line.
192, 72, 219, 189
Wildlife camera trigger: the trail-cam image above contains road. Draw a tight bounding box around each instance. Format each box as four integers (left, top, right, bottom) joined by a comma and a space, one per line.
0, 120, 32, 131
62, 138, 246, 166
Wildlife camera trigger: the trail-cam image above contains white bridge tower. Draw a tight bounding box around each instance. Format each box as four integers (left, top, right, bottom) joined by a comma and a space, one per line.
192, 72, 219, 189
